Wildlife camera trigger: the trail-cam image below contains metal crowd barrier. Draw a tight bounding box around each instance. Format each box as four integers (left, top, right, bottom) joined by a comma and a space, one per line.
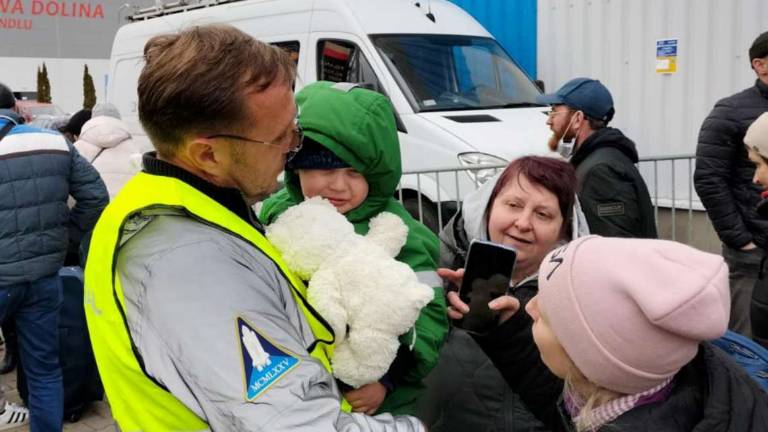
399, 154, 699, 242
397, 163, 507, 232
637, 154, 698, 243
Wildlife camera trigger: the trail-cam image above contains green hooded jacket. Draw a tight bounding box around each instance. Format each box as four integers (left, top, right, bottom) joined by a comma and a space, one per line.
260, 81, 448, 415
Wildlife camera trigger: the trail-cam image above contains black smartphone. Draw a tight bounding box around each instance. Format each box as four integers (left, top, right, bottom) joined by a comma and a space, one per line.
456, 239, 517, 335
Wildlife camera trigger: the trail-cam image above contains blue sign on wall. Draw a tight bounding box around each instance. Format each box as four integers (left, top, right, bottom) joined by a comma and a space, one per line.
656, 39, 678, 57
448, 0, 538, 79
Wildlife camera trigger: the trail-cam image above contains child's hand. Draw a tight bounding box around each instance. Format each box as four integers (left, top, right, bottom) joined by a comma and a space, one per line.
344, 382, 387, 415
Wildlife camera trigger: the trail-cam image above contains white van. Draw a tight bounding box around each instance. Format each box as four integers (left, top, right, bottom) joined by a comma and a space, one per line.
108, 0, 550, 229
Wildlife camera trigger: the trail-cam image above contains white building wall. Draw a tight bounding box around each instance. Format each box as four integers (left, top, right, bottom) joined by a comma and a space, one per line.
538, 0, 768, 207
3, 57, 110, 114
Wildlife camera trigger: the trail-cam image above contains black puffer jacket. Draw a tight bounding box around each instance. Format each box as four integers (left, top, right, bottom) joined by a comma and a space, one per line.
417, 275, 550, 432
571, 127, 657, 239
478, 321, 768, 432
694, 79, 768, 249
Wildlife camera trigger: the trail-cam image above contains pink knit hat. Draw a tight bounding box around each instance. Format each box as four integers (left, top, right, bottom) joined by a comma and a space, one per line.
537, 236, 730, 394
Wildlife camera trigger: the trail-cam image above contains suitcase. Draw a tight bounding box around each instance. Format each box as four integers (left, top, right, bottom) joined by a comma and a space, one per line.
17, 266, 104, 422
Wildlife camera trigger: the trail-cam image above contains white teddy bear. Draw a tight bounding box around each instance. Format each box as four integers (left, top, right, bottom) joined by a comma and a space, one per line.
266, 197, 435, 388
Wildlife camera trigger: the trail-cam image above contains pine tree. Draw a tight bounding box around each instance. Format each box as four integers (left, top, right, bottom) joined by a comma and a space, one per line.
83, 64, 96, 109
40, 63, 51, 103
36, 66, 42, 101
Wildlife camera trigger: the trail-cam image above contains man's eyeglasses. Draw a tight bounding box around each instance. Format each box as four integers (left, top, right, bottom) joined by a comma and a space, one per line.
204, 116, 304, 161
541, 108, 572, 118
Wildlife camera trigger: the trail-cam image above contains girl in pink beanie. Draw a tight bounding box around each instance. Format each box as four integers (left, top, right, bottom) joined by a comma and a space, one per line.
745, 113, 768, 347
453, 235, 768, 431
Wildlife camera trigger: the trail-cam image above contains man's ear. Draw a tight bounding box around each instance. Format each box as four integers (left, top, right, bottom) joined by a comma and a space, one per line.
186, 138, 229, 184
572, 110, 585, 127
752, 57, 768, 75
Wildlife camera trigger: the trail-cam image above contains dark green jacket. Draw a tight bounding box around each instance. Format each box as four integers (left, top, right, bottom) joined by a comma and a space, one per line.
260, 81, 448, 415
571, 127, 657, 239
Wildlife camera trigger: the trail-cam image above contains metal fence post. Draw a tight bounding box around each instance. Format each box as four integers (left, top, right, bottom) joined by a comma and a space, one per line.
671, 161, 676, 241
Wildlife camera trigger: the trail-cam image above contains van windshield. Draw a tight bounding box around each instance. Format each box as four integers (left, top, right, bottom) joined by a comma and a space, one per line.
371, 34, 543, 112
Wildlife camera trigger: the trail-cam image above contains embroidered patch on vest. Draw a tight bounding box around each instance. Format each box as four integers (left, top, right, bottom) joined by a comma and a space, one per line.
597, 202, 625, 217
237, 317, 300, 401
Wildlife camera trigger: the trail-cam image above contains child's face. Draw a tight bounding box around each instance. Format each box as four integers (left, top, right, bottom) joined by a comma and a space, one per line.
748, 147, 768, 188
526, 295, 573, 380
297, 168, 369, 214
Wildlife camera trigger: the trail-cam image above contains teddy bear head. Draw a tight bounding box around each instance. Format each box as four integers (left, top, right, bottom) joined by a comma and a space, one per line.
266, 197, 356, 280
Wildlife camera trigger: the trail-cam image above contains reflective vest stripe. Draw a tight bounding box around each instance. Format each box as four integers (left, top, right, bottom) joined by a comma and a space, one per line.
415, 270, 443, 287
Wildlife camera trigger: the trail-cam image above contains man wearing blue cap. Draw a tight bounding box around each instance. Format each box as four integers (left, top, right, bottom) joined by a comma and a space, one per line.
537, 77, 656, 239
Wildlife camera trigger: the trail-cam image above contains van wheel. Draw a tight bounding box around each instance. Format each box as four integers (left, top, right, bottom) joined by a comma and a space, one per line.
402, 197, 440, 233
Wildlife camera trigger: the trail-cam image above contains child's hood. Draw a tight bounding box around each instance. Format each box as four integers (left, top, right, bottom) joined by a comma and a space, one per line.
282, 81, 402, 223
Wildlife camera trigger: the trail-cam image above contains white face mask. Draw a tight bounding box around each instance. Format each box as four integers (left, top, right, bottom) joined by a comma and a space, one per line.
555, 113, 579, 159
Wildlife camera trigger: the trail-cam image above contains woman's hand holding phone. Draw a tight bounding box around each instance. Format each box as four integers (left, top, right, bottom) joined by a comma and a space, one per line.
439, 267, 521, 324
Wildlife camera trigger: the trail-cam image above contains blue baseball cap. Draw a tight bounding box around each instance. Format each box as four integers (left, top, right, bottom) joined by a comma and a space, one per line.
536, 77, 615, 123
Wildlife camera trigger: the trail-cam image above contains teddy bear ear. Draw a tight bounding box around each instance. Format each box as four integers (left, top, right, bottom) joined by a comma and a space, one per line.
365, 212, 408, 257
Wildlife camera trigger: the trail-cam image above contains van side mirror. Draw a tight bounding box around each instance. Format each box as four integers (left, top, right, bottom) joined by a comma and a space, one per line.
394, 112, 408, 134
534, 80, 545, 93
357, 81, 382, 93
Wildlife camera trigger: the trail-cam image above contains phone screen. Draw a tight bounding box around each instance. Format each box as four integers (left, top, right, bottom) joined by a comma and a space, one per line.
457, 240, 517, 335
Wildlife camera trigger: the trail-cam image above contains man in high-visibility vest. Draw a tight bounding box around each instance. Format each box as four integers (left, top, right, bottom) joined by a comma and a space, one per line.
84, 24, 425, 431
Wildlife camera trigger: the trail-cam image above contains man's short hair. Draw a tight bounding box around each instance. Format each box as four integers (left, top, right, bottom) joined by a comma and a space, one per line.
138, 24, 296, 156
585, 115, 608, 130
0, 83, 16, 110
749, 31, 768, 62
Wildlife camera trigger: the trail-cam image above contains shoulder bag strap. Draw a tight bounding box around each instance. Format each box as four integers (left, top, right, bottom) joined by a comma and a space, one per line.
0, 121, 15, 142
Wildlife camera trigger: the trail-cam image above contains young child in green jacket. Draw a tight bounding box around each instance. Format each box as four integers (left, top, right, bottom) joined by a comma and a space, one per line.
260, 81, 448, 416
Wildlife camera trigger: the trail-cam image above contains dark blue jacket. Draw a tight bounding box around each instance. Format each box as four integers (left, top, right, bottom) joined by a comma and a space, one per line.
0, 110, 108, 285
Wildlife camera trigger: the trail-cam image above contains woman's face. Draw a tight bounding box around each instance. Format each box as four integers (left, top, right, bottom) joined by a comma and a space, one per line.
748, 148, 768, 188
487, 174, 565, 280
526, 295, 572, 379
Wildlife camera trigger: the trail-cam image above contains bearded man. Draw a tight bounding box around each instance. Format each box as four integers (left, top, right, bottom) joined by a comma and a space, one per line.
538, 77, 656, 238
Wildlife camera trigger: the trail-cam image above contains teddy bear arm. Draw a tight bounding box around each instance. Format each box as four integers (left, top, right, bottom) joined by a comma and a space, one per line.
307, 267, 348, 341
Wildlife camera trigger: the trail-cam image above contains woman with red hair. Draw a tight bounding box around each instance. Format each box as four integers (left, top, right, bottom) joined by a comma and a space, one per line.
420, 156, 584, 431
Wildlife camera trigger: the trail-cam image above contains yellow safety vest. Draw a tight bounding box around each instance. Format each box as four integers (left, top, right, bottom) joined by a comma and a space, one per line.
84, 172, 336, 431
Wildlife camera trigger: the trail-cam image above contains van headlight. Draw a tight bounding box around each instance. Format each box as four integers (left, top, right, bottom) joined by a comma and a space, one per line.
458, 152, 508, 185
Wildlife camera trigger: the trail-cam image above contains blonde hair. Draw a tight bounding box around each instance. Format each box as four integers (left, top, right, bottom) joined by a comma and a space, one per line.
537, 304, 623, 431
563, 360, 623, 431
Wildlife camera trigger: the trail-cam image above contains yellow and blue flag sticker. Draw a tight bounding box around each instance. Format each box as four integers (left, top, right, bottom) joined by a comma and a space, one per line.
238, 317, 300, 401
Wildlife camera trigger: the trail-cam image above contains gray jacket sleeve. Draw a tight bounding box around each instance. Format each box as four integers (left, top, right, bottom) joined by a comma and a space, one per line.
67, 143, 108, 243
125, 233, 424, 432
